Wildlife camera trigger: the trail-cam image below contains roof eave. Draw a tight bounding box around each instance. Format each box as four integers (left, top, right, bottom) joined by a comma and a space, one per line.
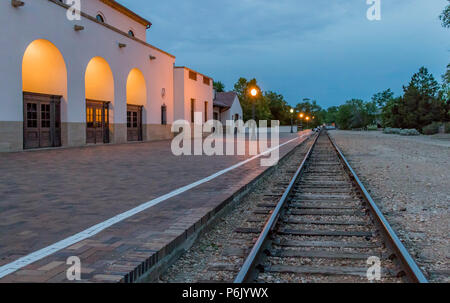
100, 0, 152, 28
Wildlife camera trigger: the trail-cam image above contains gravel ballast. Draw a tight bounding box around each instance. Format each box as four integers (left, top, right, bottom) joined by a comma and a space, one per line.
329, 130, 450, 282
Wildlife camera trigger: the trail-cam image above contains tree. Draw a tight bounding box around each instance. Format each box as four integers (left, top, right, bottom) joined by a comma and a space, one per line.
382, 67, 447, 130
333, 99, 378, 130
440, 0, 450, 28
295, 99, 323, 128
380, 97, 402, 128
213, 81, 225, 92
372, 89, 394, 108
233, 78, 271, 122
444, 63, 450, 85
335, 102, 354, 130
264, 91, 291, 125
324, 106, 339, 124
440, 64, 450, 107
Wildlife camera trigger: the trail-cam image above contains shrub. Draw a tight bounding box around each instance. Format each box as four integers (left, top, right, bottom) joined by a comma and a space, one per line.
445, 123, 450, 134
422, 122, 441, 135
383, 127, 401, 134
367, 125, 378, 131
399, 129, 420, 136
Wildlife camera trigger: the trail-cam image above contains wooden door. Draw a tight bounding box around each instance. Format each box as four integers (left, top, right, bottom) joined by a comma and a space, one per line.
23, 92, 61, 150
127, 104, 142, 142
86, 100, 109, 144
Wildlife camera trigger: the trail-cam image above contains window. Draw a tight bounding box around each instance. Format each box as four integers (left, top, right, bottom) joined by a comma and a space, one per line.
203, 76, 210, 86
96, 14, 105, 23
27, 103, 37, 128
204, 102, 208, 122
128, 30, 135, 37
161, 105, 167, 125
87, 107, 94, 128
127, 111, 131, 128
189, 71, 197, 81
95, 108, 102, 127
41, 104, 51, 128
133, 112, 138, 128
190, 99, 195, 123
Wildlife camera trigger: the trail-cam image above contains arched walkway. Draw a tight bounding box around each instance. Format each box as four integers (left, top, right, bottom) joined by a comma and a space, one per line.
22, 39, 67, 149
126, 68, 146, 141
84, 56, 114, 144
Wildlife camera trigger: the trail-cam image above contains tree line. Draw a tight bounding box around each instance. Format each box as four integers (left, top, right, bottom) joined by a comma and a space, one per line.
214, 65, 449, 132
212, 2, 449, 132
324, 66, 449, 132
322, 2, 450, 133
214, 78, 323, 129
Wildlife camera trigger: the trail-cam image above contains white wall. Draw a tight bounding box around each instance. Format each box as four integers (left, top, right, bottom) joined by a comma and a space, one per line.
173, 68, 213, 123
83, 0, 147, 41
0, 0, 175, 129
220, 96, 243, 125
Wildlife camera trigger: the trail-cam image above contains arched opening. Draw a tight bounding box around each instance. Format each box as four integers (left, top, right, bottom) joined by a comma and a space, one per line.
126, 68, 146, 142
22, 39, 67, 149
96, 13, 105, 23
84, 56, 114, 144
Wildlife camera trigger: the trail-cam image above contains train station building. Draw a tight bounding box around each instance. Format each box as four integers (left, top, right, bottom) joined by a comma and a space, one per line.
0, 0, 214, 152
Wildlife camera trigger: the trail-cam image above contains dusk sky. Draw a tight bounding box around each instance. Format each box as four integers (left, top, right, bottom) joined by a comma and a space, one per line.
118, 0, 449, 109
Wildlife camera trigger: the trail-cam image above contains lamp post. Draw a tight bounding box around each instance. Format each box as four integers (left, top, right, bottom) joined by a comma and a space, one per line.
250, 88, 258, 121
290, 108, 294, 133
306, 116, 310, 129
299, 113, 304, 131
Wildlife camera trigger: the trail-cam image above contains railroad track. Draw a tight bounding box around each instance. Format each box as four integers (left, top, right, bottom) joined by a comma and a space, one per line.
232, 130, 428, 283
200, 130, 427, 283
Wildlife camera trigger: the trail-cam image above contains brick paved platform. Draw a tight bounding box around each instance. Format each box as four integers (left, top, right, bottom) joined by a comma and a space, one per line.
0, 131, 312, 282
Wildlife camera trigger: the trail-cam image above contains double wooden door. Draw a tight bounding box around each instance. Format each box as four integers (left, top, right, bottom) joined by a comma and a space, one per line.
127, 104, 143, 142
23, 92, 61, 150
86, 100, 110, 144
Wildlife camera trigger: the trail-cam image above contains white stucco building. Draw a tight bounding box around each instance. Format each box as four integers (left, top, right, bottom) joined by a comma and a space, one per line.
213, 92, 243, 132
174, 67, 214, 124
0, 0, 213, 152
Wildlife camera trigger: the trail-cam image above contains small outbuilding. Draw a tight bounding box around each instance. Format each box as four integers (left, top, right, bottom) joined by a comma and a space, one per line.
213, 92, 243, 130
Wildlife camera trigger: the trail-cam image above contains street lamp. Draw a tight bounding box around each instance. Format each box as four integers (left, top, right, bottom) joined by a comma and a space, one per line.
249, 88, 258, 121
290, 108, 294, 133
306, 116, 310, 129
299, 113, 304, 131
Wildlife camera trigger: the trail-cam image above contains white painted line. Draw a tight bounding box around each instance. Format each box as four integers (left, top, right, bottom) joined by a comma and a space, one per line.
0, 134, 309, 279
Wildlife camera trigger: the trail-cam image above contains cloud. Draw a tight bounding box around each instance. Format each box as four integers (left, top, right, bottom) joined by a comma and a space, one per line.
118, 0, 449, 107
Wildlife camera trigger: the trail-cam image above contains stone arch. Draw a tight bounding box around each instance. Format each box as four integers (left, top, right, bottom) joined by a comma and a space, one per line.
22, 39, 67, 97
21, 39, 67, 149
126, 68, 147, 106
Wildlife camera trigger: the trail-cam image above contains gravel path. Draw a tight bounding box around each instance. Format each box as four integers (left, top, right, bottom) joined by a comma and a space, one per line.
329, 130, 450, 282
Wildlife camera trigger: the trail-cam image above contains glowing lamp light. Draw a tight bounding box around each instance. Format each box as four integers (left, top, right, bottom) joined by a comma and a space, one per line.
300, 113, 304, 118
250, 88, 258, 97
306, 116, 310, 121
290, 108, 294, 114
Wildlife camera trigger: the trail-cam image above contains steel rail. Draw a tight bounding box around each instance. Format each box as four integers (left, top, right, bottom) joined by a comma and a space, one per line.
326, 132, 428, 283
234, 131, 321, 283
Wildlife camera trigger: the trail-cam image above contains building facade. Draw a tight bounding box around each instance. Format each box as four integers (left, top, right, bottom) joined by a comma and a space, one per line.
0, 0, 213, 152
174, 67, 214, 125
213, 92, 243, 133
